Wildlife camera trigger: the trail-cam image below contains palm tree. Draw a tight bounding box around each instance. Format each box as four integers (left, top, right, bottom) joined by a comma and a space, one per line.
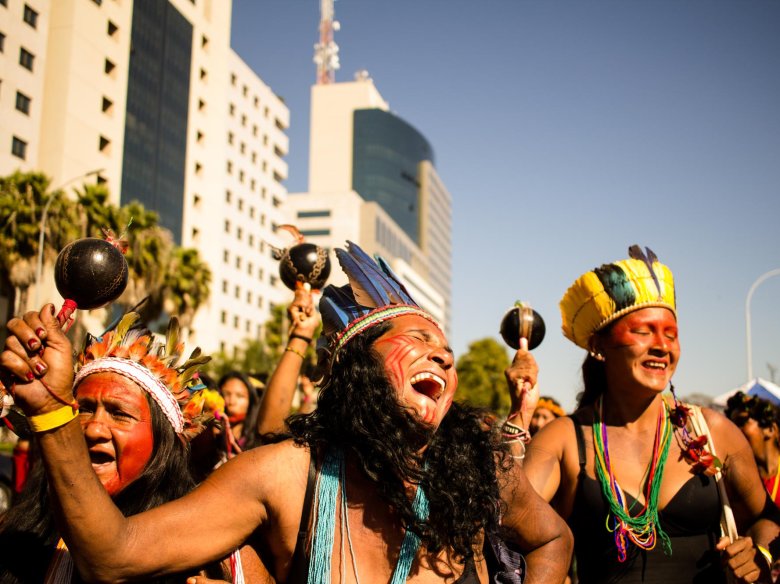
162, 247, 212, 339
74, 183, 121, 238
0, 172, 78, 314
113, 201, 173, 322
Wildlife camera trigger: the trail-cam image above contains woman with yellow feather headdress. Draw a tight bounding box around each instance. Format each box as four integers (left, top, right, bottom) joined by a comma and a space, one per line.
504, 245, 779, 584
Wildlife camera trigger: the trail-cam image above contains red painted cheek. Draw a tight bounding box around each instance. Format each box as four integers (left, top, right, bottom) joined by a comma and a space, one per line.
376, 336, 418, 389
105, 423, 153, 496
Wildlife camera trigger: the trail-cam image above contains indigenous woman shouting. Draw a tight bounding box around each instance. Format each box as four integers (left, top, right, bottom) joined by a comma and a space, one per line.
505, 246, 779, 584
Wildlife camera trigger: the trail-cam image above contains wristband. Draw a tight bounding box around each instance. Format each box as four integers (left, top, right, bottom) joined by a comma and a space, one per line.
285, 346, 305, 359
288, 334, 313, 344
28, 405, 79, 433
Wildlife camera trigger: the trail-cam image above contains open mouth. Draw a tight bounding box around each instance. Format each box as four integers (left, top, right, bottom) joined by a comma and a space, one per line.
410, 372, 445, 401
643, 361, 668, 371
89, 451, 115, 466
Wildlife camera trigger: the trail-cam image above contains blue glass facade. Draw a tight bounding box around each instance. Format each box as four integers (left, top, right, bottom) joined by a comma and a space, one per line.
352, 109, 433, 244
121, 0, 192, 243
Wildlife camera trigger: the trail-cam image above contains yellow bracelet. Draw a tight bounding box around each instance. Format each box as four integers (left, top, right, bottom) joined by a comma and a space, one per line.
28, 405, 79, 433
285, 346, 305, 359
757, 544, 773, 568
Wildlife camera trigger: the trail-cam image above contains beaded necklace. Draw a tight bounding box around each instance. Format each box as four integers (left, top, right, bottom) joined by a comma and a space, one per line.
592, 396, 673, 562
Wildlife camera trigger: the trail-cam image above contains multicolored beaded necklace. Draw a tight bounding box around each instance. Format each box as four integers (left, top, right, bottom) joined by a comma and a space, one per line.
592, 396, 674, 562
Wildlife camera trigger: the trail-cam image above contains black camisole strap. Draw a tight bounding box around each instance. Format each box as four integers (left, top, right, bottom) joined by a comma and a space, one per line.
287, 450, 317, 583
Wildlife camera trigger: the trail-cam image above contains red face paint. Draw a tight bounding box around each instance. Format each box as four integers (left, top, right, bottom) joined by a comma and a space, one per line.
373, 315, 458, 429
599, 307, 680, 394
75, 372, 154, 497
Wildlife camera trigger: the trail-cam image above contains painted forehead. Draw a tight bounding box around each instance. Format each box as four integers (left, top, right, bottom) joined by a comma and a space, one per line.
382, 315, 451, 348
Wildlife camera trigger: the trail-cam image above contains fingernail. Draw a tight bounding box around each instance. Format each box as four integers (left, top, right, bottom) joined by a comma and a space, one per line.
28, 339, 39, 350
35, 327, 46, 339
25, 372, 34, 381
35, 362, 47, 375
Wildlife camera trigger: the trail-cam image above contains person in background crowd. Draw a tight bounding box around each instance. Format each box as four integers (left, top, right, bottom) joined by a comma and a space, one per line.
725, 392, 780, 510
529, 396, 565, 436
218, 371, 261, 453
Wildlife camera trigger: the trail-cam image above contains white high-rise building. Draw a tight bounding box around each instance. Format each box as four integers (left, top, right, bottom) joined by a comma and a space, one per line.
287, 76, 453, 333
0, 0, 290, 353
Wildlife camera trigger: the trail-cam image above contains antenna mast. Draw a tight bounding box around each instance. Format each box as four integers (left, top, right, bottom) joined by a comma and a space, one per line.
313, 0, 340, 85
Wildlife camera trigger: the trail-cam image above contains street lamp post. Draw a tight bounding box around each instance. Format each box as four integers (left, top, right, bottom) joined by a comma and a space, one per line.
745, 268, 780, 381
34, 169, 104, 306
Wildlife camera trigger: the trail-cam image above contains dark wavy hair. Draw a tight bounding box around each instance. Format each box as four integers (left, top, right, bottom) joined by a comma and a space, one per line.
287, 322, 511, 563
725, 391, 780, 429
218, 371, 262, 449
0, 392, 196, 584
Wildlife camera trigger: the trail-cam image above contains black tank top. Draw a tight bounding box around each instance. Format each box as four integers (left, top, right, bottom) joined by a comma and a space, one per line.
287, 452, 481, 583
569, 417, 726, 584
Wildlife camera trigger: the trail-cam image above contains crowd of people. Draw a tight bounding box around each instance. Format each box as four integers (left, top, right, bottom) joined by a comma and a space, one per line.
0, 241, 778, 583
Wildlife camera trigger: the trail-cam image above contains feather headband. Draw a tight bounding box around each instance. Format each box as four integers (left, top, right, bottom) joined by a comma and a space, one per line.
318, 241, 441, 368
560, 245, 676, 350
536, 397, 565, 418
73, 313, 213, 438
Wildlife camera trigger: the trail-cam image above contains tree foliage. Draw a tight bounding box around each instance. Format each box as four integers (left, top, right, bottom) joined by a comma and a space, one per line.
454, 337, 511, 413
0, 171, 210, 332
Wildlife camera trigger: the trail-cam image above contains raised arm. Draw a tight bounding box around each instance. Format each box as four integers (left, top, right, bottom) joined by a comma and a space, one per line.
256, 285, 320, 437
499, 461, 573, 584
1, 306, 273, 582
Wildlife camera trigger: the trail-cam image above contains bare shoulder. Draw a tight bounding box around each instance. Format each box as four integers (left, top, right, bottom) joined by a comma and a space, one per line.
204, 439, 311, 502
528, 413, 577, 458
699, 406, 750, 456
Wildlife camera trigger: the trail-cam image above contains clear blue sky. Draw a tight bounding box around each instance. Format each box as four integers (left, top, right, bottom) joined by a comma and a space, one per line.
231, 0, 780, 409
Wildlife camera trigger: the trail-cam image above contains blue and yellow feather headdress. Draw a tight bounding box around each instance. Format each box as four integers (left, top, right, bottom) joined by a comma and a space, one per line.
560, 245, 676, 350
317, 241, 440, 369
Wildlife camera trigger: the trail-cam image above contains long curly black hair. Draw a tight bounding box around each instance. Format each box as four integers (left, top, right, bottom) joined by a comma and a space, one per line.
287, 321, 511, 563
0, 394, 196, 584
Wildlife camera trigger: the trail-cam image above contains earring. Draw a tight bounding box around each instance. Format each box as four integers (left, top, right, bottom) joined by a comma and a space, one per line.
589, 351, 605, 362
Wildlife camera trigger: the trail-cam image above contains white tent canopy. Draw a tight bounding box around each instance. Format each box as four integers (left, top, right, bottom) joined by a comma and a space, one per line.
713, 377, 780, 407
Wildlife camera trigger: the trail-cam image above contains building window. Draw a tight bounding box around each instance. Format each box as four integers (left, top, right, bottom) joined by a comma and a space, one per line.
247, 291, 252, 303
237, 227, 243, 241
0, 32, 5, 52
222, 280, 228, 293
248, 234, 255, 247
15, 91, 31, 115
19, 47, 34, 71
223, 250, 229, 263
301, 229, 332, 237
236, 256, 242, 269
104, 58, 116, 75
220, 311, 226, 324
201, 34, 209, 50
230, 73, 237, 86
225, 189, 232, 203
233, 316, 239, 329
199, 67, 207, 81
297, 210, 331, 219
11, 136, 27, 160
237, 199, 244, 211
193, 194, 201, 207
99, 135, 111, 153
224, 220, 230, 233
229, 103, 235, 116
227, 131, 234, 145
197, 98, 206, 112
23, 4, 38, 28
245, 320, 251, 333
234, 285, 240, 299
247, 262, 253, 275
226, 160, 233, 174
107, 20, 118, 37
101, 96, 113, 113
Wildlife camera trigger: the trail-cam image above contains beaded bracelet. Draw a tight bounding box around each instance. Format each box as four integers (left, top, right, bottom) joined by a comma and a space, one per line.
502, 420, 531, 444
285, 346, 305, 359
288, 333, 312, 344
29, 405, 79, 433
